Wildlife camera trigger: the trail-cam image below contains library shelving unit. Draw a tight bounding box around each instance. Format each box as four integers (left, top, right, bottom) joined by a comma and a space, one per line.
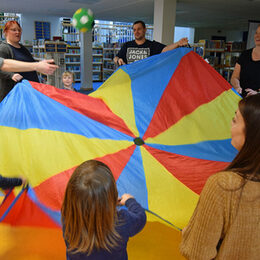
65, 46, 81, 82
102, 42, 121, 81
92, 46, 103, 82
32, 40, 67, 87
65, 46, 103, 82
61, 19, 79, 45
199, 40, 245, 81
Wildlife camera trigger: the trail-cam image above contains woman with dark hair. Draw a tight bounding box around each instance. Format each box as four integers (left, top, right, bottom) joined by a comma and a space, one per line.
61, 160, 146, 260
180, 94, 260, 259
0, 20, 39, 102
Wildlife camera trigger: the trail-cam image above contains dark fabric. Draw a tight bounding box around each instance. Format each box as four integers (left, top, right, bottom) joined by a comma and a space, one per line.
0, 175, 23, 189
0, 41, 38, 102
9, 44, 39, 82
0, 57, 3, 68
237, 48, 260, 97
65, 198, 146, 260
0, 41, 15, 102
116, 40, 165, 64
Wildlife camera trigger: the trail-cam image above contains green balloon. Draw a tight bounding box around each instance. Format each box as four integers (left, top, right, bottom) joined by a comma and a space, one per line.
72, 8, 94, 32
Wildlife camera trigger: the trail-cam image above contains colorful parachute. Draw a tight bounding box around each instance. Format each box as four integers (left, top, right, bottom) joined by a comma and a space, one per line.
0, 48, 240, 259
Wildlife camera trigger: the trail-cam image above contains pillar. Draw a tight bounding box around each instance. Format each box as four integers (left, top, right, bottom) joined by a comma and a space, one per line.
80, 31, 93, 90
153, 0, 177, 45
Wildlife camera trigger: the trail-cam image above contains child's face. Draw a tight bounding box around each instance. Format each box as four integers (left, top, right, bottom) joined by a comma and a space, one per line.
62, 75, 74, 89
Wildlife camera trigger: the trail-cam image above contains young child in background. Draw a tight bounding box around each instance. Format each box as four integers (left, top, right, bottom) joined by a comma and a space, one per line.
61, 160, 146, 260
62, 71, 77, 91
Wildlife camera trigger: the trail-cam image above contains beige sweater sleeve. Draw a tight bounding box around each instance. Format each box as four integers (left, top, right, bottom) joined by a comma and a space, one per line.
180, 174, 226, 260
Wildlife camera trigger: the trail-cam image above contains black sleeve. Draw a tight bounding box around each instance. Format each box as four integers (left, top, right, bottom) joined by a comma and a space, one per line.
124, 198, 147, 237
116, 43, 128, 64
0, 175, 23, 189
152, 40, 166, 55
0, 57, 3, 69
0, 44, 14, 79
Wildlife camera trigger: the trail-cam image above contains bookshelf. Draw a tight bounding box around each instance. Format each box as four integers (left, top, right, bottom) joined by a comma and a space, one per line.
199, 40, 245, 81
32, 41, 67, 87
102, 43, 121, 81
65, 46, 103, 82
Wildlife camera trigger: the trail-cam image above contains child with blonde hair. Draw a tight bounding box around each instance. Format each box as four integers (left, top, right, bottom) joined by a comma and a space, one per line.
61, 160, 146, 260
62, 71, 77, 91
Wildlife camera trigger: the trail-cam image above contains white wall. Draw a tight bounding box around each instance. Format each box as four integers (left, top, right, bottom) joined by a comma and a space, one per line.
20, 14, 61, 43
195, 28, 244, 42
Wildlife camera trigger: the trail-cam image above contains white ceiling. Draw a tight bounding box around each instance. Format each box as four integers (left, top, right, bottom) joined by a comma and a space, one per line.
0, 0, 260, 30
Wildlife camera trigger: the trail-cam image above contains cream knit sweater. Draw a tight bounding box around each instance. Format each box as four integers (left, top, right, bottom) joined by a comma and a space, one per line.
180, 171, 260, 260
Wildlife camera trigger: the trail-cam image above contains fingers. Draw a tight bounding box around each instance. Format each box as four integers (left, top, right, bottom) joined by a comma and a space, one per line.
47, 64, 58, 74
118, 58, 125, 66
12, 73, 23, 82
37, 60, 58, 75
45, 59, 56, 64
245, 88, 258, 96
119, 193, 134, 205
179, 37, 189, 46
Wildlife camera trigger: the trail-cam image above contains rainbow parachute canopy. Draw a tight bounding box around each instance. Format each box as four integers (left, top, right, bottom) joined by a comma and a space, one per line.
0, 47, 241, 259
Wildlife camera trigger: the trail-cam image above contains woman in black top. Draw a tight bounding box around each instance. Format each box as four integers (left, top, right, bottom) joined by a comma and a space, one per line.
0, 20, 39, 102
231, 25, 260, 98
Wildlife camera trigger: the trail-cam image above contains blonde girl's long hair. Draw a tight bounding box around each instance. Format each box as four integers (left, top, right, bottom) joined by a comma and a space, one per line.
61, 160, 120, 255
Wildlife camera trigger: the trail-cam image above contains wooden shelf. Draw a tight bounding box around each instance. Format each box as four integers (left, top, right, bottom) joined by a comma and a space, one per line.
205, 48, 225, 52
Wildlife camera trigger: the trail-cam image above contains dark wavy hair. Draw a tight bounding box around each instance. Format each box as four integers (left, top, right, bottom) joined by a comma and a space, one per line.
61, 160, 120, 255
226, 94, 260, 180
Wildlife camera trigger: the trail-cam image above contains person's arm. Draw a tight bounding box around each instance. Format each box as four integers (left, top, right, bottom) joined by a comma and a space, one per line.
230, 63, 242, 94
0, 44, 15, 80
114, 44, 127, 65
180, 174, 225, 260
161, 37, 188, 53
1, 59, 58, 74
0, 175, 23, 190
119, 193, 147, 236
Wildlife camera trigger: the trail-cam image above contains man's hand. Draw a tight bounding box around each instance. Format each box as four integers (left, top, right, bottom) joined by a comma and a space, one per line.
117, 58, 125, 66
12, 73, 23, 82
114, 56, 125, 66
236, 86, 242, 94
35, 59, 58, 75
177, 37, 189, 47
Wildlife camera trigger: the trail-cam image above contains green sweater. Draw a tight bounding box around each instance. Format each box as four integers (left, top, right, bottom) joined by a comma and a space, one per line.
180, 171, 260, 260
